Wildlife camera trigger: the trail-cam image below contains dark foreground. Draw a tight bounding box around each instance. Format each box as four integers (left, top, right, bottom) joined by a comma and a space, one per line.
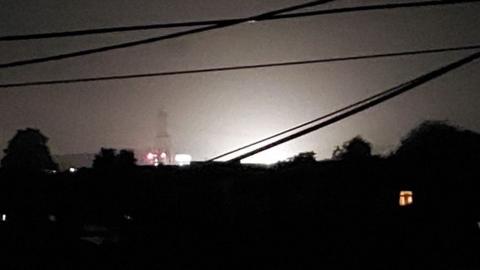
1, 158, 480, 269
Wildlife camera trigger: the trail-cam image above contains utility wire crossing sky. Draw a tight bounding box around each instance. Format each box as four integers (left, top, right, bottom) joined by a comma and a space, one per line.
223, 50, 480, 162
1, 0, 477, 41
2, 44, 479, 88
2, 1, 480, 69
1, 0, 479, 164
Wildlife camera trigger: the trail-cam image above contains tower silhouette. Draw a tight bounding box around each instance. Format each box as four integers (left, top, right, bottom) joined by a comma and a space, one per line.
153, 110, 172, 164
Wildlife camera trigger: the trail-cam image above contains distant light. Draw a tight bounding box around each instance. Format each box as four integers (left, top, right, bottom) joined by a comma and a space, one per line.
241, 149, 290, 165
80, 236, 104, 246
399, 190, 413, 206
147, 152, 161, 166
160, 152, 167, 159
69, 167, 77, 173
48, 215, 56, 222
124, 214, 132, 221
147, 152, 156, 160
175, 154, 192, 166
1, 214, 6, 222
247, 20, 257, 24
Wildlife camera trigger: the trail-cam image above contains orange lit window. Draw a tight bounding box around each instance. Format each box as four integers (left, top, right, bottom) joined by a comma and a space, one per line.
399, 191, 413, 206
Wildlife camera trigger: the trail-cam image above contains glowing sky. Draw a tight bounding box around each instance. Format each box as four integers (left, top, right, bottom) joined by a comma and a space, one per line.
1, 0, 480, 164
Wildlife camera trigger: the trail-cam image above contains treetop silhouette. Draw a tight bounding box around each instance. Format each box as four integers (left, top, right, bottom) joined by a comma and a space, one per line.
1, 128, 58, 172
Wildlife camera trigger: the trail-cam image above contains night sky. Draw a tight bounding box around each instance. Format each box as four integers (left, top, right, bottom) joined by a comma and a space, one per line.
1, 0, 479, 164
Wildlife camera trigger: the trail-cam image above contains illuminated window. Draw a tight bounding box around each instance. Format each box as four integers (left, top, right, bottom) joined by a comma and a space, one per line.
399, 191, 413, 206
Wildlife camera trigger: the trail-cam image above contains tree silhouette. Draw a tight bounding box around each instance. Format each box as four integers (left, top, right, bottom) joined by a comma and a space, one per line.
92, 148, 136, 170
332, 136, 372, 160
393, 120, 480, 165
117, 149, 137, 169
93, 148, 116, 170
288, 151, 316, 163
1, 128, 58, 172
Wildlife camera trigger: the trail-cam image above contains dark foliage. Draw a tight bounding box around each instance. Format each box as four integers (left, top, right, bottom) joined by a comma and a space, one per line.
92, 148, 137, 171
1, 128, 58, 172
332, 136, 372, 160
288, 151, 316, 163
394, 120, 480, 167
1, 122, 480, 269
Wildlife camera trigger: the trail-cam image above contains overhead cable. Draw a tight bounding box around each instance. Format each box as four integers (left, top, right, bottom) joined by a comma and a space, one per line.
2, 44, 479, 88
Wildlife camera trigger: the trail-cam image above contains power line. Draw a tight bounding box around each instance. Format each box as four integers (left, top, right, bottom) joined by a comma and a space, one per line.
272, 0, 480, 20
1, 0, 478, 41
2, 44, 479, 89
3, 0, 478, 70
207, 82, 410, 162
223, 50, 480, 163
209, 43, 480, 161
0, 0, 334, 70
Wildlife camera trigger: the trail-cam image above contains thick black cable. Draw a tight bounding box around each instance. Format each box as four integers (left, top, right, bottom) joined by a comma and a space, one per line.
1, 0, 478, 41
0, 0, 334, 69
2, 44, 479, 89
272, 0, 480, 20
224, 50, 480, 163
207, 82, 410, 162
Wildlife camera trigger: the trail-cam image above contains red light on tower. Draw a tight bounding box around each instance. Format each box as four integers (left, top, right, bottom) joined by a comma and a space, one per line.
146, 152, 160, 166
